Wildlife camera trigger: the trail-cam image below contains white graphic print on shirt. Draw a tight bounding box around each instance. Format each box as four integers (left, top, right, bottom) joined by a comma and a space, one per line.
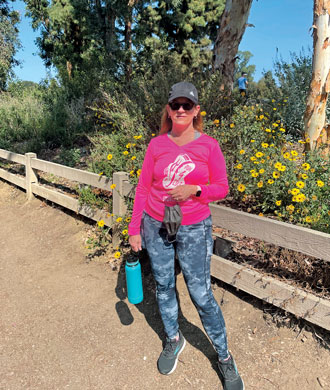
162, 154, 195, 189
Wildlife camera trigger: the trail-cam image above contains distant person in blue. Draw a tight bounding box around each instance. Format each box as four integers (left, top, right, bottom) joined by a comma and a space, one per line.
238, 72, 248, 96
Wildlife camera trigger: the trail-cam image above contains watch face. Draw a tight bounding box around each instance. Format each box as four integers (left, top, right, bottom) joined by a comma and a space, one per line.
196, 190, 202, 197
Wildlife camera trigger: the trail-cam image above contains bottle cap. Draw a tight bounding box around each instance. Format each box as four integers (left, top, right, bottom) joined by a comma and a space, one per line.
126, 250, 140, 264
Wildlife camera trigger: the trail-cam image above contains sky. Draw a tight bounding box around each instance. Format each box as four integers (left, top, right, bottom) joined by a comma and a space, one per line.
12, 0, 313, 83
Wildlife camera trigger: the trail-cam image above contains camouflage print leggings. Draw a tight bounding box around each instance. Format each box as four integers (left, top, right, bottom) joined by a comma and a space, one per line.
141, 212, 229, 360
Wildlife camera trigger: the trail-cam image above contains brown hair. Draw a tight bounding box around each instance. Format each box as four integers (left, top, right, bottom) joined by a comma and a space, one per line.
159, 105, 204, 135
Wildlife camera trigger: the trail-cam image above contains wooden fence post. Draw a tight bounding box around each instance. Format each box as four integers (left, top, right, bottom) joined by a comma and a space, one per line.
112, 171, 129, 247
25, 153, 38, 200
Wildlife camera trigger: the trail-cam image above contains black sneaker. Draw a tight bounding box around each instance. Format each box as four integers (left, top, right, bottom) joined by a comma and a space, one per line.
218, 353, 244, 390
157, 329, 186, 375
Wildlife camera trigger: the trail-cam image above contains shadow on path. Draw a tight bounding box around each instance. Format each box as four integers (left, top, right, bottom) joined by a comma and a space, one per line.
114, 251, 221, 376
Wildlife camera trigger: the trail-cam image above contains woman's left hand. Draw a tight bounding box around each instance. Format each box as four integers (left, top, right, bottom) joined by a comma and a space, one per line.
168, 185, 197, 202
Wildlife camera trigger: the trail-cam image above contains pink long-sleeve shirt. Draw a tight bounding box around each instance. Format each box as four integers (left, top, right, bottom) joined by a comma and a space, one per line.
128, 133, 229, 236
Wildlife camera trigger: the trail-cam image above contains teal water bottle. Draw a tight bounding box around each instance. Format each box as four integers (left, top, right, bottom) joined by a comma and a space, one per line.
125, 251, 143, 304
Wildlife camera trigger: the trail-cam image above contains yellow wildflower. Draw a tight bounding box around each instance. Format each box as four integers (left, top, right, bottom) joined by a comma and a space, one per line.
125, 217, 131, 222
235, 164, 243, 169
312, 195, 317, 201
126, 143, 131, 148
123, 151, 129, 155
278, 165, 286, 172
296, 181, 305, 189
257, 181, 263, 188
250, 139, 255, 143
275, 200, 282, 206
213, 119, 220, 124
301, 173, 308, 179
230, 123, 235, 128
283, 152, 290, 159
265, 128, 271, 133
110, 184, 116, 189
237, 184, 246, 192
259, 169, 265, 174
255, 152, 264, 158
291, 150, 298, 156
239, 149, 245, 154
107, 154, 113, 160
122, 229, 128, 235
268, 179, 274, 184
273, 171, 280, 179
152, 133, 155, 136
114, 251, 121, 259
296, 193, 306, 202
259, 115, 264, 120
258, 213, 264, 217
137, 169, 141, 177
251, 172, 259, 178
317, 180, 324, 187
291, 188, 300, 195
305, 216, 312, 223
250, 156, 257, 161
98, 220, 105, 228
131, 156, 137, 160
274, 162, 282, 170
129, 170, 134, 176
286, 204, 295, 212
261, 143, 269, 148
201, 111, 207, 116
99, 172, 103, 176
116, 217, 122, 223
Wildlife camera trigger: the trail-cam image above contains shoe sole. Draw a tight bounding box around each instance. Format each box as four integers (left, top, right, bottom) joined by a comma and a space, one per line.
162, 337, 186, 375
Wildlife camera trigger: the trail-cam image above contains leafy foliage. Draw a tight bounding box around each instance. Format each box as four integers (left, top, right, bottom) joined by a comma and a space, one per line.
0, 0, 21, 89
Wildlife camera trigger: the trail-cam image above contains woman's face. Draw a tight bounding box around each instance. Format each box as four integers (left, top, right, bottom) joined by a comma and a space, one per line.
167, 97, 200, 128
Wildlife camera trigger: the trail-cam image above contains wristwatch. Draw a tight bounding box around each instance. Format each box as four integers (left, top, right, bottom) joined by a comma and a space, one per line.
195, 185, 202, 197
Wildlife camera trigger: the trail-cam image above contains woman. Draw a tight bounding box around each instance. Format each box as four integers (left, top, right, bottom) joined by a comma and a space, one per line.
128, 81, 244, 390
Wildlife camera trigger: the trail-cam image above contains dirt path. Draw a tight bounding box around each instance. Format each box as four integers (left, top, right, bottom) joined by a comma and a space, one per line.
0, 180, 329, 390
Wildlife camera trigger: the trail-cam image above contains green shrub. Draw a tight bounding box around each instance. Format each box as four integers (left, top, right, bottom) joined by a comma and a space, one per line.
0, 86, 45, 152
203, 103, 329, 233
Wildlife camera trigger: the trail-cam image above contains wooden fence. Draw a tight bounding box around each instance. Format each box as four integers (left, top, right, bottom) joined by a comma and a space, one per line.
1, 148, 330, 332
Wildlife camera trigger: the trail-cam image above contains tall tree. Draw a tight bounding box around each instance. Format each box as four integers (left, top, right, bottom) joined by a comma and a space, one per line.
304, 0, 330, 153
0, 0, 20, 90
213, 0, 253, 92
24, 0, 130, 82
135, 0, 225, 74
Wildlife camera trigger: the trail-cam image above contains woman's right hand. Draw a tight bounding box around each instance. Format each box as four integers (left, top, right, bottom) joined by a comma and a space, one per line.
129, 234, 142, 252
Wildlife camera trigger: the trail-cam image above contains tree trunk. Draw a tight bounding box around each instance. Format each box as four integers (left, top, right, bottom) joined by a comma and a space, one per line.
304, 0, 330, 154
105, 2, 116, 55
95, 0, 104, 28
213, 0, 253, 92
124, 0, 136, 82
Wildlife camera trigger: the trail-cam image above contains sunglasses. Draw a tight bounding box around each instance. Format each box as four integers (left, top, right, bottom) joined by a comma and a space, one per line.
169, 101, 195, 111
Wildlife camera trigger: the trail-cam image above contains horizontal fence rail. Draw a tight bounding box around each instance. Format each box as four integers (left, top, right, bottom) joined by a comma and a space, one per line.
31, 158, 113, 191
0, 148, 329, 331
209, 204, 330, 262
0, 149, 25, 165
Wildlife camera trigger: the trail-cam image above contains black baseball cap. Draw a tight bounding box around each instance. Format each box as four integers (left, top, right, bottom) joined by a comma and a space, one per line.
168, 81, 198, 105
